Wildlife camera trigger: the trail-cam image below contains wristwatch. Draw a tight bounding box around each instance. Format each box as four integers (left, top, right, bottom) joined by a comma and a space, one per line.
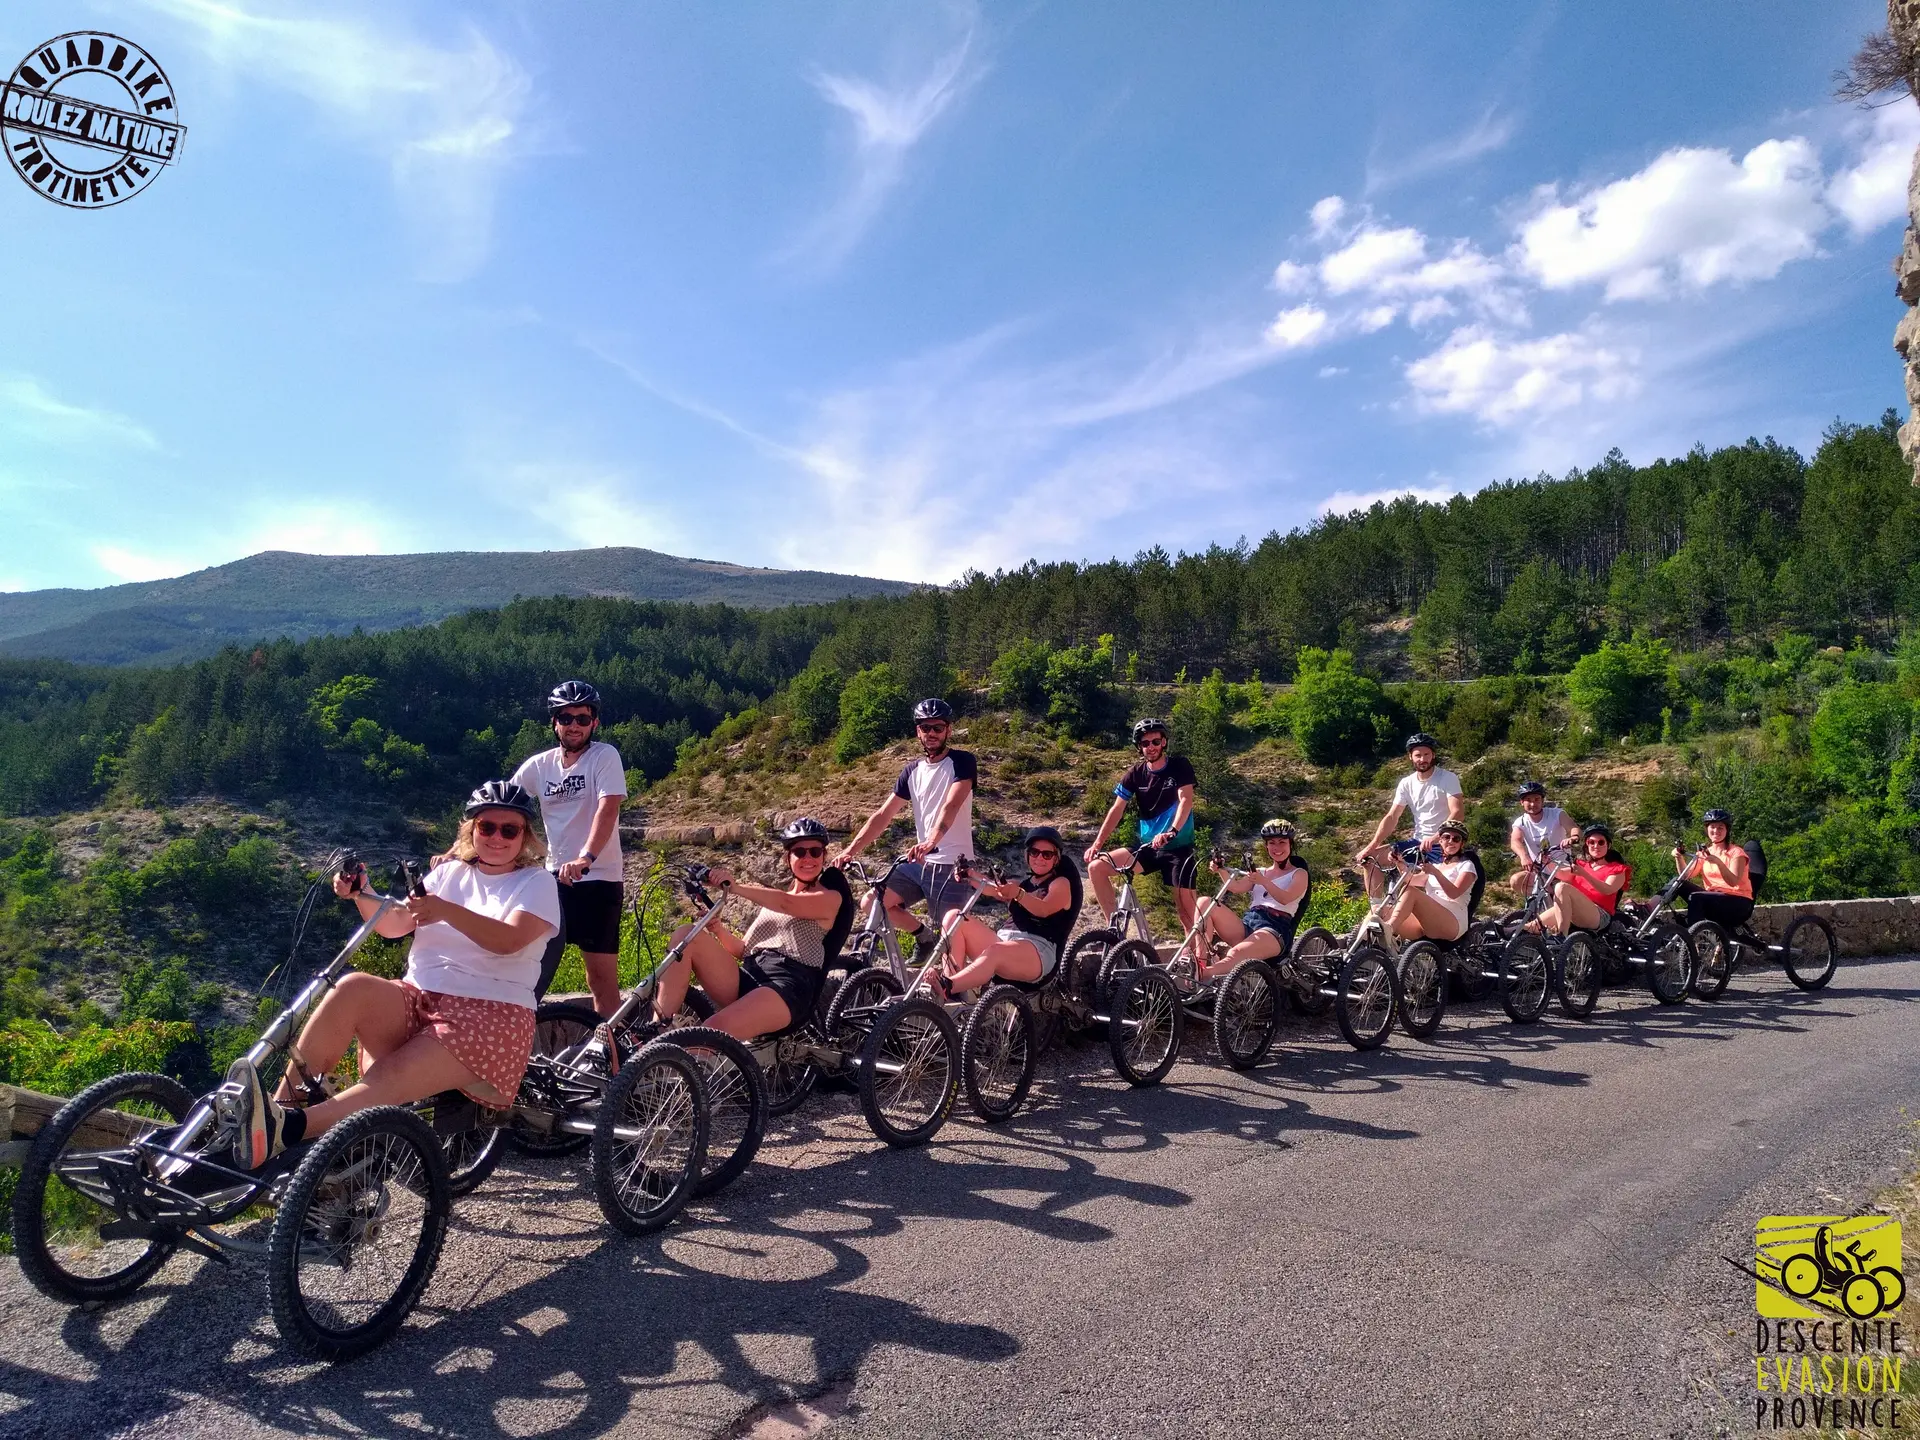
580, 851, 597, 866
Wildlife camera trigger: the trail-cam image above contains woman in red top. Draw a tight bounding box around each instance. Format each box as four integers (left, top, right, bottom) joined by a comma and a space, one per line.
1535, 822, 1630, 936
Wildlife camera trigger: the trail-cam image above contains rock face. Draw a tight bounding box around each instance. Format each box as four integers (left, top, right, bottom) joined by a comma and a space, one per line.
1891, 2, 1920, 480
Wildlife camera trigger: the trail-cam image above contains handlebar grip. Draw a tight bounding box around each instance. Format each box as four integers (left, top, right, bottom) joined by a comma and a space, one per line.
403, 860, 427, 899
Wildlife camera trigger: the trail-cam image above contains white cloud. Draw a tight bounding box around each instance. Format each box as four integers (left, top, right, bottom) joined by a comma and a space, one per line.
1365, 109, 1516, 194
0, 578, 25, 593
1317, 366, 1348, 378
782, 29, 977, 273
149, 0, 531, 282
1515, 139, 1828, 300
1405, 325, 1638, 425
93, 545, 194, 583
1265, 304, 1331, 350
0, 375, 159, 450
244, 506, 391, 556
1271, 260, 1315, 294
1357, 304, 1396, 333
1408, 296, 1455, 325
1829, 104, 1920, 234
1320, 226, 1427, 294
1316, 482, 1462, 516
1309, 195, 1348, 239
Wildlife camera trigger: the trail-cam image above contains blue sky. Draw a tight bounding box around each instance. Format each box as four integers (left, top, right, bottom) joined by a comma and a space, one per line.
0, 0, 1912, 591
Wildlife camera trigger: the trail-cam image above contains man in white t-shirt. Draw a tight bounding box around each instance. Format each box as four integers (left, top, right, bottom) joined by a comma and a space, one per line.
1506, 779, 1574, 902
1356, 732, 1465, 904
835, 697, 976, 947
510, 679, 627, 1015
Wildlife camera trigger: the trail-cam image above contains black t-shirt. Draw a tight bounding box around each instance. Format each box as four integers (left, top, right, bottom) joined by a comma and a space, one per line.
1116, 754, 1198, 846
1010, 868, 1080, 953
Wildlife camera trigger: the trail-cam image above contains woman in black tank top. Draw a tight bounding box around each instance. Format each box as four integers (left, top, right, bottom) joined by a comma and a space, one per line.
939, 826, 1081, 997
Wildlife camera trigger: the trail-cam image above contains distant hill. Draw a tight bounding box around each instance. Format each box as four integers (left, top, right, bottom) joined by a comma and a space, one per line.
0, 548, 914, 666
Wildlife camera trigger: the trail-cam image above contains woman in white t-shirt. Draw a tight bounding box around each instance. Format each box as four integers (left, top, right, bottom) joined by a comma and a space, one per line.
1384, 819, 1478, 943
1198, 819, 1311, 980
222, 781, 560, 1170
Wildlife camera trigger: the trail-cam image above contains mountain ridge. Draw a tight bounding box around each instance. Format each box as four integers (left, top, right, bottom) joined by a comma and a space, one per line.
0, 547, 914, 666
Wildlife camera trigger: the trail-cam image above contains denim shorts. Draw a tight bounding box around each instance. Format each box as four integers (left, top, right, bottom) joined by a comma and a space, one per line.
1391, 838, 1444, 865
1243, 907, 1299, 953
995, 927, 1059, 978
886, 859, 975, 922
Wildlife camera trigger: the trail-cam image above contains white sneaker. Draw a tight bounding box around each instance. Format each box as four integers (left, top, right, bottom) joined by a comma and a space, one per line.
226, 1057, 289, 1170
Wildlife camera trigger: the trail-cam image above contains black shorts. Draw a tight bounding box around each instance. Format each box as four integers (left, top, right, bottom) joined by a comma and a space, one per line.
1243, 907, 1298, 953
739, 950, 826, 1030
559, 878, 624, 954
1677, 883, 1754, 932
1137, 842, 1198, 890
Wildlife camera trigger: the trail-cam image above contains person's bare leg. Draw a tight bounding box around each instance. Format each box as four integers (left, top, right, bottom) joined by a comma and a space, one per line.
1401, 890, 1464, 942
707, 986, 791, 1042
274, 973, 411, 1104
301, 1031, 497, 1139
1086, 856, 1118, 920
946, 937, 1042, 994
1226, 928, 1283, 965
582, 951, 621, 1017
653, 927, 737, 1020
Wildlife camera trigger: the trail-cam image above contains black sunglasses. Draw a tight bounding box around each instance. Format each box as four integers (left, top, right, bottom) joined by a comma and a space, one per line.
554, 711, 595, 727
474, 820, 524, 839
1026, 846, 1059, 859
787, 845, 826, 859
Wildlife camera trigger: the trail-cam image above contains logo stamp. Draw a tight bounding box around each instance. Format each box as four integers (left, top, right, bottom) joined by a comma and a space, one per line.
1753, 1215, 1905, 1320
3, 32, 184, 207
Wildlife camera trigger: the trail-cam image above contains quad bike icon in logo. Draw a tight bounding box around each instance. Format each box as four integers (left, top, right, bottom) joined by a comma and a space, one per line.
1752, 1217, 1906, 1320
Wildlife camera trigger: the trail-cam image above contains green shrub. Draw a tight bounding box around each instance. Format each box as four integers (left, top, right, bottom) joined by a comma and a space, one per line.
1439, 682, 1510, 761
834, 664, 911, 762
1567, 637, 1671, 739
1809, 681, 1911, 799
784, 664, 846, 744
988, 639, 1053, 712
0, 1018, 196, 1096
1292, 647, 1390, 765
1042, 636, 1114, 738
1764, 804, 1909, 901
1171, 670, 1232, 791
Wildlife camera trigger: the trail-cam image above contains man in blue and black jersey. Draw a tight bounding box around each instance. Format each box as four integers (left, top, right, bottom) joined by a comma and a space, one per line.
1083, 716, 1199, 931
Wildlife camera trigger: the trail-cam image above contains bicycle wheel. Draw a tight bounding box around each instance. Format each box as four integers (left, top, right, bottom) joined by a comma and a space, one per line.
590, 1042, 708, 1236
1060, 928, 1119, 1007
266, 1105, 450, 1362
666, 1026, 767, 1198
1334, 946, 1398, 1050
857, 998, 960, 1147
1107, 966, 1185, 1086
438, 1115, 505, 1198
1452, 922, 1501, 1002
760, 1031, 821, 1117
1642, 920, 1694, 1005
960, 985, 1036, 1122
1499, 933, 1551, 1024
506, 1001, 602, 1157
1687, 920, 1733, 1000
12, 1071, 193, 1304
824, 967, 903, 1048
1555, 932, 1603, 1020
1396, 941, 1447, 1041
1212, 958, 1280, 1070
1782, 915, 1838, 991
1285, 927, 1336, 1014
1095, 939, 1161, 1010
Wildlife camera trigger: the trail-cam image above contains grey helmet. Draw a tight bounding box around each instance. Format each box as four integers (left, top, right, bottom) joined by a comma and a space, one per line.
912, 697, 954, 724
1131, 717, 1170, 745
546, 679, 601, 715
1517, 780, 1546, 799
777, 816, 829, 847
464, 780, 539, 821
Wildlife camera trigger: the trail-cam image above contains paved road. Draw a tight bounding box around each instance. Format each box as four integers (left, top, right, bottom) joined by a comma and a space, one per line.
3, 956, 1916, 1440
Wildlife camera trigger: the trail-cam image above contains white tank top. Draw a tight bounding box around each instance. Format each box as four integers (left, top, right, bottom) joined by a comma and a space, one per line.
1248, 863, 1307, 917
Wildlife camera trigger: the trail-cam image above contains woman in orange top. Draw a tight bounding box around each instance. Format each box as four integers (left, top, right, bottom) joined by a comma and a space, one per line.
1670, 807, 1752, 932
1534, 822, 1631, 936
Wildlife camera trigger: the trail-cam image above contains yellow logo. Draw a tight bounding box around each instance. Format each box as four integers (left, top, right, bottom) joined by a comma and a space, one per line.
1753, 1216, 1905, 1320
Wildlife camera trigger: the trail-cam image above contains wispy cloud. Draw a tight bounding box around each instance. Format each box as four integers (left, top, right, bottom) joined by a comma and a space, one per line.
0, 375, 160, 450
1317, 482, 1463, 517
146, 0, 532, 281
92, 545, 193, 583
1365, 108, 1517, 194
780, 25, 979, 274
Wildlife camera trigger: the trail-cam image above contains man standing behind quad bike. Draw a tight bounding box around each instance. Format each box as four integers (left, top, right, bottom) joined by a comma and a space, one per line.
511, 680, 628, 1016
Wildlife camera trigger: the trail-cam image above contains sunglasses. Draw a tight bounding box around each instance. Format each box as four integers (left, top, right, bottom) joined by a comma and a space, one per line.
916, 721, 949, 733
474, 820, 524, 840
787, 845, 826, 859
554, 711, 596, 727
1138, 736, 1166, 749
1026, 846, 1059, 859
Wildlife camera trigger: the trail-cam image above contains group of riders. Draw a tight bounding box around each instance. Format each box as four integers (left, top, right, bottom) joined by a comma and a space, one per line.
219, 680, 1757, 1172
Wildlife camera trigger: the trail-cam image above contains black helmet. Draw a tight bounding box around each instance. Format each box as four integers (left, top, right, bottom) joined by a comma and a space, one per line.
464, 780, 538, 821
912, 697, 953, 724
1702, 808, 1732, 828
1436, 819, 1469, 842
1582, 821, 1613, 841
1259, 818, 1297, 840
547, 679, 600, 715
777, 816, 829, 847
1131, 717, 1170, 745
1405, 732, 1438, 753
1517, 780, 1546, 798
1023, 825, 1065, 851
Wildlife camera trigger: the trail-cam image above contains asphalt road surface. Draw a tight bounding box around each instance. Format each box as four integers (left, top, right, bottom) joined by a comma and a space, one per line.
3, 955, 1916, 1440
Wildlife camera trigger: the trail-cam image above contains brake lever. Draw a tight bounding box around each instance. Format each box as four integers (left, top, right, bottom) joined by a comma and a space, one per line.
402, 860, 427, 899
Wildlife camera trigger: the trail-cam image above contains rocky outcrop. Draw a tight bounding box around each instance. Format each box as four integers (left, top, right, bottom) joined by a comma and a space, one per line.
1890, 2, 1920, 480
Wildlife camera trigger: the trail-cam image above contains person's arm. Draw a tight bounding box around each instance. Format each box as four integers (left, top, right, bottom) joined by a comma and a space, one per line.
708, 869, 842, 926
1700, 847, 1746, 888
835, 793, 907, 865
406, 893, 554, 955
1085, 794, 1129, 864
1214, 860, 1256, 895
1152, 785, 1195, 850
1009, 876, 1071, 918
560, 793, 623, 884
1581, 862, 1628, 897
1267, 866, 1309, 907
334, 872, 418, 938
1509, 819, 1533, 873
1424, 861, 1474, 900
909, 776, 974, 861
1360, 801, 1406, 858
1447, 791, 1466, 822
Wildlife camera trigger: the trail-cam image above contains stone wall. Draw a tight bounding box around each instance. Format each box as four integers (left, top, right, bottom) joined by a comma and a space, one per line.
1747, 896, 1920, 955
